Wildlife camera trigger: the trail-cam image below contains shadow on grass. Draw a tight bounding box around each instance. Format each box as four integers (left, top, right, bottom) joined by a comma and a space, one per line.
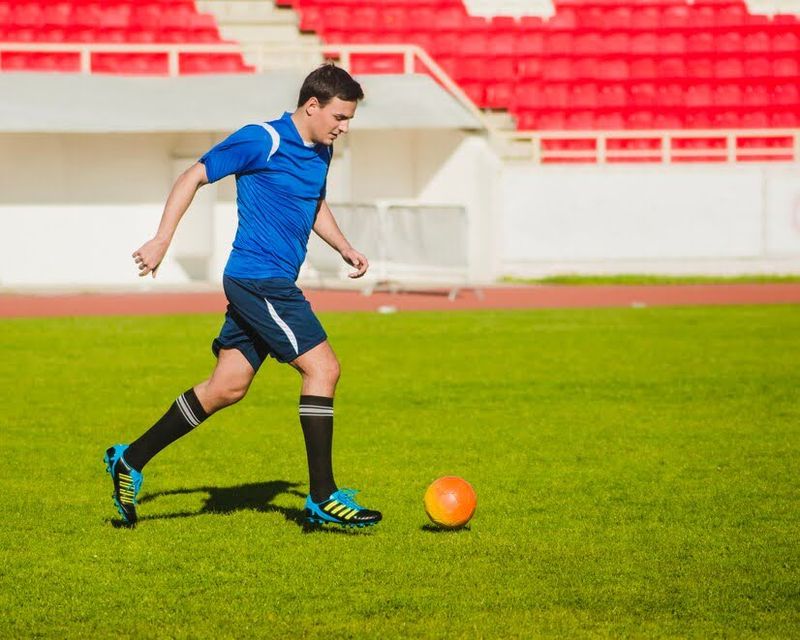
110, 480, 370, 535
420, 523, 472, 534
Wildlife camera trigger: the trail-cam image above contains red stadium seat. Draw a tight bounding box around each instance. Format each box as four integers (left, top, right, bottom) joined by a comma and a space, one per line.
687, 32, 714, 54
1, 50, 80, 72
0, 1, 247, 75
595, 112, 625, 129
514, 31, 544, 56
659, 33, 685, 55
351, 6, 378, 32
92, 52, 169, 75
773, 82, 799, 106
516, 58, 543, 79
630, 57, 657, 78
742, 84, 769, 106
629, 82, 657, 107
542, 84, 569, 108
686, 56, 714, 80
597, 59, 629, 81
541, 57, 572, 81
485, 80, 514, 109
599, 84, 626, 108
714, 57, 743, 78
630, 6, 660, 29
180, 53, 253, 74
513, 80, 542, 109
715, 3, 746, 27
460, 30, 489, 56
573, 33, 601, 56
738, 111, 770, 128
627, 109, 655, 129
773, 56, 799, 77
661, 5, 689, 28
743, 56, 771, 78
657, 83, 683, 107
658, 57, 685, 78
713, 84, 742, 106
686, 83, 713, 107
379, 6, 410, 32
743, 30, 770, 53
4, 0, 798, 143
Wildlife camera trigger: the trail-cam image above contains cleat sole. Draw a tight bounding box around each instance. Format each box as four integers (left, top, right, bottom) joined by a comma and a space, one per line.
304, 516, 379, 529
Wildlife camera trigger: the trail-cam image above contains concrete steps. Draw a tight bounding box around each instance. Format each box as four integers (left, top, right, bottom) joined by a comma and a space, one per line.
196, 0, 324, 70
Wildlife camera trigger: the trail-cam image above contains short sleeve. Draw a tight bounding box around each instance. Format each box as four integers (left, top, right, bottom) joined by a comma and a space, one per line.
199, 125, 272, 183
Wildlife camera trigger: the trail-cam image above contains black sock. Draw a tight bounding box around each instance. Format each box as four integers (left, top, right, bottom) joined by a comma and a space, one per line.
299, 395, 337, 502
124, 388, 209, 471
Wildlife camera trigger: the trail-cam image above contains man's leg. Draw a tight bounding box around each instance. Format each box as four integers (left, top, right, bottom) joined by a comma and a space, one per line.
291, 341, 341, 502
105, 348, 256, 523
292, 341, 381, 527
125, 348, 256, 470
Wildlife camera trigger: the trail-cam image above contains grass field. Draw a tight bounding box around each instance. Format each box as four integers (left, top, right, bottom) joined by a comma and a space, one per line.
1, 305, 798, 638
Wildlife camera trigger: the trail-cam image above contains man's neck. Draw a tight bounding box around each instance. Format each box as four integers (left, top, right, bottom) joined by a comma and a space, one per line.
290, 110, 314, 145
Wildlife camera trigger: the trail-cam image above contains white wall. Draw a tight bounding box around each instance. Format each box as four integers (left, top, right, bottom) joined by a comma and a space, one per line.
500, 162, 800, 277
0, 132, 215, 287
1, 130, 798, 289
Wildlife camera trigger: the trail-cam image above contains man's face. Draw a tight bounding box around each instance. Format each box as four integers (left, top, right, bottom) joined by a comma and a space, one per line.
307, 97, 357, 146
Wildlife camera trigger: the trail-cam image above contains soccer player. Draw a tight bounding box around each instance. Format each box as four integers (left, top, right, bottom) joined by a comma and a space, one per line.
104, 64, 382, 529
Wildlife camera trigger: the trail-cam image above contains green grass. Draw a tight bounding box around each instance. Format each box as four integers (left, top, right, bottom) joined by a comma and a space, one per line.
1, 305, 798, 638
502, 274, 800, 285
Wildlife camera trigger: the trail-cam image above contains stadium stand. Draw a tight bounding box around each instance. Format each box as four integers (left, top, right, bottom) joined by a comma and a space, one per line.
275, 0, 799, 161
0, 0, 797, 162
0, 0, 252, 74
285, 0, 799, 133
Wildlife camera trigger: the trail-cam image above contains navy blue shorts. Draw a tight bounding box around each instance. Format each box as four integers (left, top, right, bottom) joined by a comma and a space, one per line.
212, 276, 327, 371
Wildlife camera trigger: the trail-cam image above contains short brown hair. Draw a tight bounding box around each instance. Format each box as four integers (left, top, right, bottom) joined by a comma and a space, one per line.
297, 62, 364, 108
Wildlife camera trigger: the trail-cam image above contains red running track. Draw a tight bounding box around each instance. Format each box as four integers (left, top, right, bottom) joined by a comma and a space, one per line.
1, 284, 799, 318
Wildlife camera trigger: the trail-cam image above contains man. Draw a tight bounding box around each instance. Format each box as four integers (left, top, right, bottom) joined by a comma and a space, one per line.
104, 64, 381, 529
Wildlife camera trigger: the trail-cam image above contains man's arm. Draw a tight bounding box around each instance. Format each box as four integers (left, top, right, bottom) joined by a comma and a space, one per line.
313, 199, 369, 279
132, 162, 209, 278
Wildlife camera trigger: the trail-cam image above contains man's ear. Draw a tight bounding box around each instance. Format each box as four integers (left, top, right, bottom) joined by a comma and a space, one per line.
305, 96, 320, 116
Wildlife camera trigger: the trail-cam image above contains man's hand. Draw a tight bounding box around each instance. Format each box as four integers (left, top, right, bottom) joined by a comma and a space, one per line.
132, 237, 169, 278
341, 247, 369, 279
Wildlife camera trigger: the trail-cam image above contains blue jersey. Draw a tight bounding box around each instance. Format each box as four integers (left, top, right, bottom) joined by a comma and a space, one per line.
199, 112, 332, 280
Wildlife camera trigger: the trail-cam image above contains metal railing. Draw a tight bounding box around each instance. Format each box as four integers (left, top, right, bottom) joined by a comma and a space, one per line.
2, 40, 798, 164
500, 128, 800, 164
0, 41, 247, 76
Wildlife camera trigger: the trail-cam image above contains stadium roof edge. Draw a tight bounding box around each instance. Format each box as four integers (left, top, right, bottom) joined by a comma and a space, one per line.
0, 71, 484, 133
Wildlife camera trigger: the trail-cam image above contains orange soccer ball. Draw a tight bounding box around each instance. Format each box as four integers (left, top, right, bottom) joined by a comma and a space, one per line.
423, 476, 477, 529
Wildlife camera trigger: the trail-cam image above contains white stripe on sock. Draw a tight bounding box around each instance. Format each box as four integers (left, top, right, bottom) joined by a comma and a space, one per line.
176, 394, 200, 427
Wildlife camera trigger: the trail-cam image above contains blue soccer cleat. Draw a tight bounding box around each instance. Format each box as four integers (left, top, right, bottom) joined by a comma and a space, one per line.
103, 444, 143, 525
304, 488, 382, 528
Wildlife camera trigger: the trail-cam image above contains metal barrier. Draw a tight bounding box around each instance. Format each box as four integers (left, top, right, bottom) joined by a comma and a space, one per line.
500, 128, 800, 164
304, 201, 471, 297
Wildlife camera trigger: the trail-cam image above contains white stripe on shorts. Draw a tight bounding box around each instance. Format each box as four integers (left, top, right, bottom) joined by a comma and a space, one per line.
264, 298, 299, 355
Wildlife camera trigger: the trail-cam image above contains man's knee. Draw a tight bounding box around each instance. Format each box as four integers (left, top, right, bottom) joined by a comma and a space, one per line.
304, 354, 340, 385
218, 383, 249, 407
203, 378, 250, 410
